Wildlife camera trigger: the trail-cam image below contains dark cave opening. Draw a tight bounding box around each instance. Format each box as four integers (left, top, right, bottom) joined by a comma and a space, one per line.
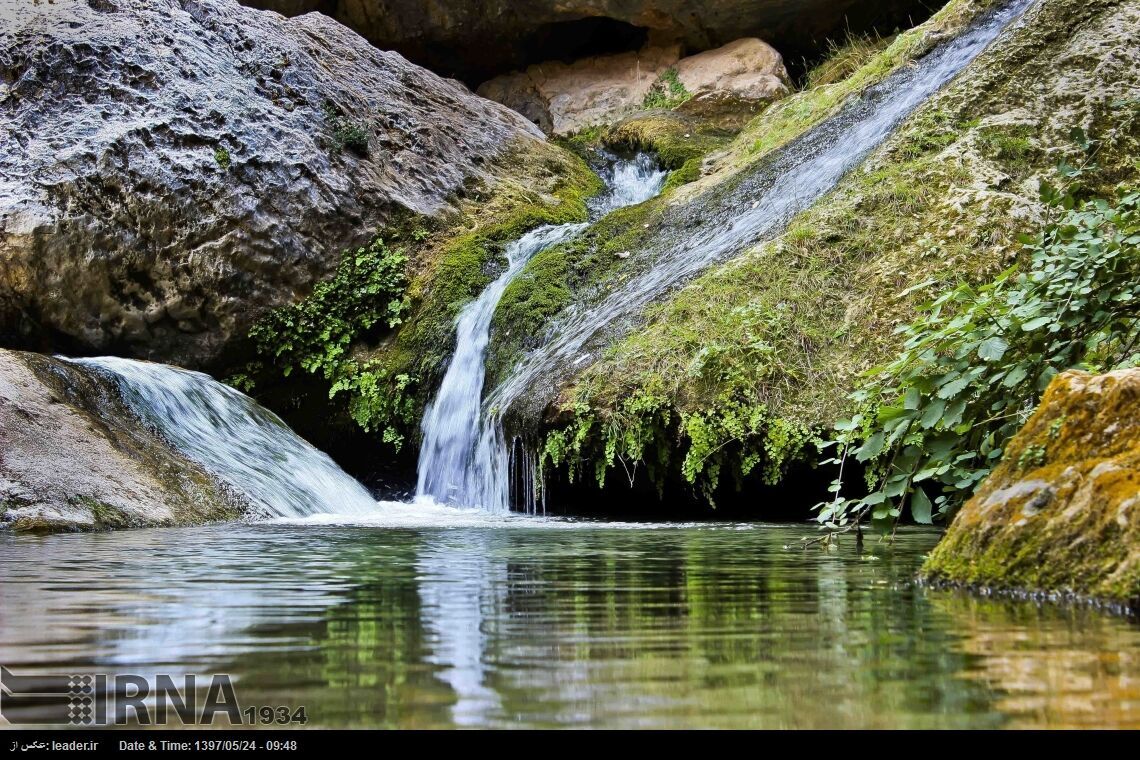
521, 18, 651, 69
524, 453, 861, 523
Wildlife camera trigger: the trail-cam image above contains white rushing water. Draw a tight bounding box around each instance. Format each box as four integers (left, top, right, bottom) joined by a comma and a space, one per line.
476, 0, 1036, 513
69, 357, 378, 518
415, 153, 667, 510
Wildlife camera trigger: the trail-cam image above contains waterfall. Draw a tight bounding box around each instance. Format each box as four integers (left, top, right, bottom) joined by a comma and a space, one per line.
69, 357, 378, 518
415, 153, 667, 510
479, 0, 1036, 512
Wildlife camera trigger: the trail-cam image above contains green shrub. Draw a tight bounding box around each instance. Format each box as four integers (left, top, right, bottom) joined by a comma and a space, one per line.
817, 171, 1140, 534
250, 236, 408, 381
329, 363, 418, 449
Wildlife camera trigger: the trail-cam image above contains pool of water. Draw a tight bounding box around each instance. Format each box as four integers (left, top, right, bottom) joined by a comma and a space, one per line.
2, 512, 1139, 729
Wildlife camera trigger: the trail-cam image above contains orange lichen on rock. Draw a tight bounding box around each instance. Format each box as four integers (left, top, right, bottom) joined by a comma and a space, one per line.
922, 368, 1140, 607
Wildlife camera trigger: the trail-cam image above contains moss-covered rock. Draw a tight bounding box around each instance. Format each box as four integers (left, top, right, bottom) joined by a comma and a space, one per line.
922, 369, 1140, 608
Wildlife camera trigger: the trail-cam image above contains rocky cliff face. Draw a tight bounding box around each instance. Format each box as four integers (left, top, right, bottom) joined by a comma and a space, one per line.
0, 0, 545, 369
242, 0, 944, 85
0, 349, 243, 531
923, 369, 1140, 608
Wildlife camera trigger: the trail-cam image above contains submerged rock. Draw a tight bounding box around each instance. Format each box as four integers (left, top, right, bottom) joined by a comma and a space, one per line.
0, 350, 243, 532
0, 0, 544, 368
923, 369, 1140, 608
477, 38, 789, 135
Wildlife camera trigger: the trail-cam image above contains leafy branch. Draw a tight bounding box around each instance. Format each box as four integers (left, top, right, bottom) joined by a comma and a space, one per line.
816, 145, 1140, 535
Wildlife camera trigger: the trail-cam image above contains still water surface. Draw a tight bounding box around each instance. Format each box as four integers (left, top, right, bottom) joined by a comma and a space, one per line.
2, 513, 1139, 729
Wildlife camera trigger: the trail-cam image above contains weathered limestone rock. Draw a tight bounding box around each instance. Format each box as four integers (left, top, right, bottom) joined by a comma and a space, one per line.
673, 38, 790, 102
923, 369, 1140, 608
478, 38, 789, 135
0, 350, 242, 532
0, 0, 545, 368
477, 45, 682, 135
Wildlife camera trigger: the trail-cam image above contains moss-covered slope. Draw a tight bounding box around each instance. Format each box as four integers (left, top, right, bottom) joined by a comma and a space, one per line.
527, 0, 1140, 505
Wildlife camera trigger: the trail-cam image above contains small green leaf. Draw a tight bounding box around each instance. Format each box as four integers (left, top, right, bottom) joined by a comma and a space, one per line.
910, 488, 933, 524
978, 336, 1009, 362
855, 432, 886, 463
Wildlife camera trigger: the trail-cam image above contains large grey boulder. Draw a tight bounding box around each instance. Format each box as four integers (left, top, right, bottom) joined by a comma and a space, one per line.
0, 0, 544, 368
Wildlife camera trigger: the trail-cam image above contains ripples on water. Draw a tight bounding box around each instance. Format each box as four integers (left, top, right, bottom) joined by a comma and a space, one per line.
3, 519, 1139, 729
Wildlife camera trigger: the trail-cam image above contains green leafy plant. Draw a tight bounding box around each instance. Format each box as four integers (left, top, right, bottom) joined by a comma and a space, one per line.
214, 147, 231, 170
322, 102, 370, 156
329, 363, 418, 450
250, 236, 408, 381
817, 170, 1140, 535
642, 68, 692, 110
541, 386, 815, 506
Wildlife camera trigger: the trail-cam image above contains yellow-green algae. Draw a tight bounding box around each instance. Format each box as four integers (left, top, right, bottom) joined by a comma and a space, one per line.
922, 369, 1140, 607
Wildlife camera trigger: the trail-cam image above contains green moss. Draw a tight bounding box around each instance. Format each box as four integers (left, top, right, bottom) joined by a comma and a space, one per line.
80, 496, 133, 530
214, 147, 231, 170
662, 157, 702, 192
921, 368, 1140, 606
556, 125, 607, 158
490, 246, 571, 365
608, 113, 727, 170
976, 124, 1040, 177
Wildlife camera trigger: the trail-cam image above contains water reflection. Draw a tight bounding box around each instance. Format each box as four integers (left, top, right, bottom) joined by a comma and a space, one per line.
416, 532, 506, 725
2, 522, 1139, 728
932, 594, 1140, 728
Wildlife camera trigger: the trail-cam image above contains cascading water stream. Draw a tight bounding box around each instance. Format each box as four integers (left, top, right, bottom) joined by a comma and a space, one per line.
415, 153, 667, 509
69, 357, 378, 518
476, 0, 1036, 513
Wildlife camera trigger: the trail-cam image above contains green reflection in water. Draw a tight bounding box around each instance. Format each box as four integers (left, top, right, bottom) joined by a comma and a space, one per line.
2, 522, 1139, 728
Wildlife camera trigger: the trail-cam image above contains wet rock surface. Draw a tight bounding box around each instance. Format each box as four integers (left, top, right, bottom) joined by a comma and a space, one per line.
0, 350, 243, 532
924, 369, 1140, 607
0, 0, 544, 369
